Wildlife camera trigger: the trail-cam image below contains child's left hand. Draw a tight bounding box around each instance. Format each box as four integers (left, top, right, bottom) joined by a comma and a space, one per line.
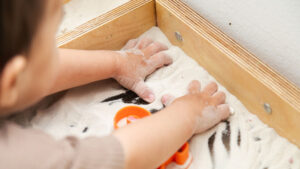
114, 38, 172, 103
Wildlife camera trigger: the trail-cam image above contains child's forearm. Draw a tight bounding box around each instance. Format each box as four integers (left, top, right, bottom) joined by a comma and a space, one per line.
113, 101, 196, 169
49, 49, 120, 94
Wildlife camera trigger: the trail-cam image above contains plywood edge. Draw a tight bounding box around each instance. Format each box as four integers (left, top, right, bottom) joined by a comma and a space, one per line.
57, 0, 156, 50
156, 0, 300, 147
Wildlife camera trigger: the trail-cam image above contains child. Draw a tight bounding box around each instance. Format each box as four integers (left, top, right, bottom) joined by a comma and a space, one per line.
0, 0, 230, 168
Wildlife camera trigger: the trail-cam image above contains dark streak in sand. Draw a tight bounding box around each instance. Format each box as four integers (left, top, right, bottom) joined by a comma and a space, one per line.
237, 130, 241, 146
222, 120, 231, 152
208, 132, 216, 165
149, 106, 165, 114
150, 109, 160, 114
101, 90, 149, 105
254, 137, 261, 141
82, 127, 88, 133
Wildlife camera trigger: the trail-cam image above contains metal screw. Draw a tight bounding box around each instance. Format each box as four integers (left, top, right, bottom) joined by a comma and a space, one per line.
175, 31, 183, 42
263, 103, 272, 114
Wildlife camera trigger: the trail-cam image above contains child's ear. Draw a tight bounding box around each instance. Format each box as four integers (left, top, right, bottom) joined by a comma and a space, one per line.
0, 55, 27, 107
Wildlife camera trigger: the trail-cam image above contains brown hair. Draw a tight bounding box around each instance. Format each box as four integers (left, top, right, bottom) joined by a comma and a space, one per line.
0, 0, 45, 72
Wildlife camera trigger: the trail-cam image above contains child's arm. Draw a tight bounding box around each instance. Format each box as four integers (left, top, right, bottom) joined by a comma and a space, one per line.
0, 81, 229, 169
49, 38, 172, 103
114, 80, 230, 169
49, 49, 120, 93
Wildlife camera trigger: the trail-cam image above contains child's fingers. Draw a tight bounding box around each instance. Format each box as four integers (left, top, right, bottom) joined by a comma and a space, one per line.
123, 39, 138, 50
142, 42, 168, 58
136, 38, 153, 49
147, 52, 173, 73
216, 104, 230, 120
132, 81, 155, 103
188, 80, 201, 94
212, 91, 226, 105
161, 94, 176, 106
202, 82, 218, 96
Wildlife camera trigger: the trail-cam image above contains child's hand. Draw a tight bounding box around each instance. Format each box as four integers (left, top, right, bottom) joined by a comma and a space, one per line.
161, 80, 230, 134
114, 38, 172, 103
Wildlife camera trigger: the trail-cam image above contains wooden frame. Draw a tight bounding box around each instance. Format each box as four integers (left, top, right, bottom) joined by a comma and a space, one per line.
57, 0, 300, 147
57, 0, 156, 50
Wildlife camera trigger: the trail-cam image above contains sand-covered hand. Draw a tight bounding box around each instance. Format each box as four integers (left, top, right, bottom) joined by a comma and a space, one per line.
162, 80, 230, 134
114, 38, 173, 103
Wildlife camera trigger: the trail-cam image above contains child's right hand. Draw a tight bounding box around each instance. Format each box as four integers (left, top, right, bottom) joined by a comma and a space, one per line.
114, 80, 230, 169
161, 80, 230, 134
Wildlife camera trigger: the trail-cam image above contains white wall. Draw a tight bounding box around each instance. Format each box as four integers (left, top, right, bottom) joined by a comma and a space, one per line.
183, 0, 300, 87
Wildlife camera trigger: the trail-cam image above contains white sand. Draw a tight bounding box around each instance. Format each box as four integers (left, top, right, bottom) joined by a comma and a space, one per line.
32, 27, 300, 169
58, 0, 129, 36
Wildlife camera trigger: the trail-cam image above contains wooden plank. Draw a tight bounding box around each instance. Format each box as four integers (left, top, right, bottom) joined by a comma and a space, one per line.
156, 0, 300, 147
64, 0, 70, 4
57, 0, 156, 50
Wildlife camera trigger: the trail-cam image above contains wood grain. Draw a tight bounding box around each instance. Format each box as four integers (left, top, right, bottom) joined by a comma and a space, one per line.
57, 0, 156, 50
156, 0, 300, 147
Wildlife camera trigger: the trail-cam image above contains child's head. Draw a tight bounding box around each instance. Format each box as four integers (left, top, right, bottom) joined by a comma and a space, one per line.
0, 0, 64, 114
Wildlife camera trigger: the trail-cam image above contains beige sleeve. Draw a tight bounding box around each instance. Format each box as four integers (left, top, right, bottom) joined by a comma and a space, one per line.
0, 122, 124, 169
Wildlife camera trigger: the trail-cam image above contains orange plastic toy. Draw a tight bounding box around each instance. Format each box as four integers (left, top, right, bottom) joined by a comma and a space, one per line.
114, 106, 193, 169
114, 106, 151, 129
158, 142, 192, 169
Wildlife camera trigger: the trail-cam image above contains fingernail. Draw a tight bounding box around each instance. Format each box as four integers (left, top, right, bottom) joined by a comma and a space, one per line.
161, 94, 175, 106
161, 95, 168, 105
229, 107, 235, 115
145, 94, 155, 103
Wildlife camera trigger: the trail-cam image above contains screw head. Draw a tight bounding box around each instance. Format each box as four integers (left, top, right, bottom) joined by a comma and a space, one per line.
174, 31, 183, 42
263, 103, 272, 114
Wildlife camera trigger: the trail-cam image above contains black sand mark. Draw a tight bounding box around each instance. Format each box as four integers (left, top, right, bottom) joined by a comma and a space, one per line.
222, 120, 231, 152
237, 130, 241, 146
208, 132, 216, 167
82, 127, 88, 133
254, 137, 261, 142
101, 90, 149, 105
149, 107, 164, 114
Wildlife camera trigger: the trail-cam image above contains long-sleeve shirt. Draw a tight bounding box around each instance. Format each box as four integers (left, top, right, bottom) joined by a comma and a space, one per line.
0, 121, 124, 169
